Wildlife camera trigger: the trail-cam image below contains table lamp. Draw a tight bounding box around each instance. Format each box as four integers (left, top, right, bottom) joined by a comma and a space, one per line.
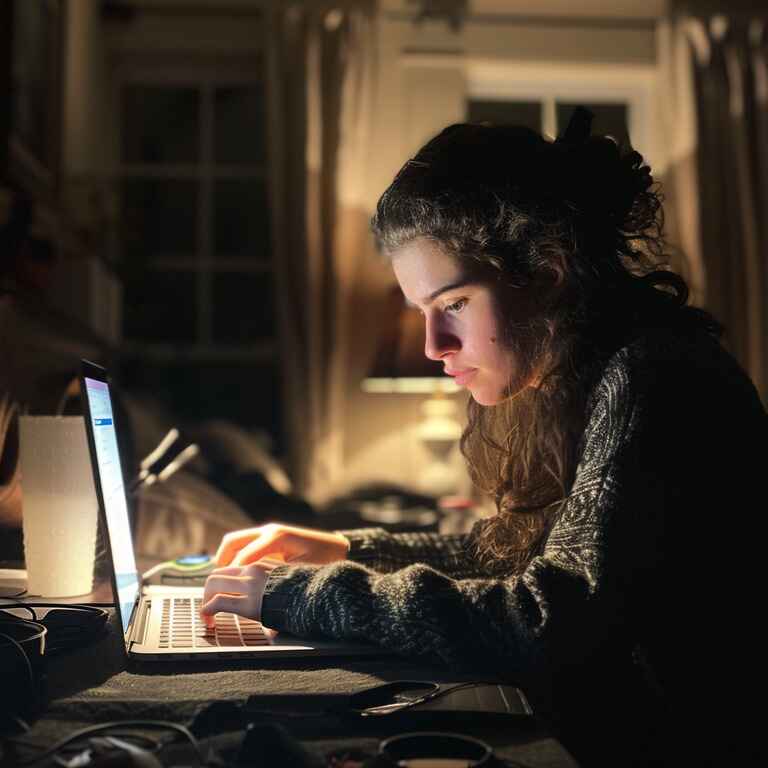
362, 287, 463, 497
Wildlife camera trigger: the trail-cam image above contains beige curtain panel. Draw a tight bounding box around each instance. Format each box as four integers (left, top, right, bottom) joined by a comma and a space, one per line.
264, 1, 377, 501
671, 1, 768, 405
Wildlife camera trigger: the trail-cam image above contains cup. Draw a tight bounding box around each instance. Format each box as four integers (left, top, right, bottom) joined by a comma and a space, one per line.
19, 415, 99, 597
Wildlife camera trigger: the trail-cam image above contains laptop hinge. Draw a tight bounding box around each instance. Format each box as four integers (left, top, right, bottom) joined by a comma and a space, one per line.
132, 599, 151, 647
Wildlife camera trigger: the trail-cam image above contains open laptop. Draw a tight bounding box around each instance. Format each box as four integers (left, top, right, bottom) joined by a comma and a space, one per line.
80, 359, 382, 661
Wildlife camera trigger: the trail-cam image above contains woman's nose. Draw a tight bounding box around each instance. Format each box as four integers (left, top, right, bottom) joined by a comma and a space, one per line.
424, 316, 460, 360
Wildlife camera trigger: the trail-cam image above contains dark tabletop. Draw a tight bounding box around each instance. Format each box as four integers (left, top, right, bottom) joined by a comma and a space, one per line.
6, 608, 580, 767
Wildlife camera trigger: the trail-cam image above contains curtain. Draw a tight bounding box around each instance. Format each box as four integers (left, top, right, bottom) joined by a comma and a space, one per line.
656, 16, 707, 306
264, 1, 377, 501
668, 2, 768, 405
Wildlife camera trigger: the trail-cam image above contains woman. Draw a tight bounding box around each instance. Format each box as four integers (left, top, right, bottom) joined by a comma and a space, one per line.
201, 110, 767, 766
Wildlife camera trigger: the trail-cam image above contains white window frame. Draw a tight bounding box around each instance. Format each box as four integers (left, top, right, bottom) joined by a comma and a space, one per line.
465, 59, 661, 172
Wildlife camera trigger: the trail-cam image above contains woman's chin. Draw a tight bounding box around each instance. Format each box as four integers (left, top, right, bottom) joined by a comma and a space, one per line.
469, 388, 505, 407
471, 379, 531, 406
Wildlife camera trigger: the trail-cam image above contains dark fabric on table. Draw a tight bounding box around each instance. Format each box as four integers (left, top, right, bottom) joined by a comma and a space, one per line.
14, 611, 579, 768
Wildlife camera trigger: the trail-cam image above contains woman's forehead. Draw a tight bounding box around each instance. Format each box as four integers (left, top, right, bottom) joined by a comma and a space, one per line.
392, 239, 460, 278
392, 240, 467, 299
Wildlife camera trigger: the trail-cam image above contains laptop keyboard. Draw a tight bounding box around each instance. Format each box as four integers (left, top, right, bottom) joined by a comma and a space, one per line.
158, 597, 270, 649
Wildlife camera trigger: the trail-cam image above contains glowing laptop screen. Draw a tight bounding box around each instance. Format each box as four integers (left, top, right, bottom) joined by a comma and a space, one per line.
83, 376, 139, 632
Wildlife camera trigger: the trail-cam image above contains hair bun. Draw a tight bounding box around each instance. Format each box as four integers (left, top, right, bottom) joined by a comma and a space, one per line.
614, 148, 654, 223
554, 137, 653, 227
557, 106, 594, 146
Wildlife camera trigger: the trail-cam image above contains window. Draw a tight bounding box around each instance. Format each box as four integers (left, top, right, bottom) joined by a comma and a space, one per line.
465, 61, 658, 164
115, 62, 282, 448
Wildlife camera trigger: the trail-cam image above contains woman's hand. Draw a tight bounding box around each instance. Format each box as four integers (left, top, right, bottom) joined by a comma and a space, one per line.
200, 562, 276, 630
214, 523, 350, 567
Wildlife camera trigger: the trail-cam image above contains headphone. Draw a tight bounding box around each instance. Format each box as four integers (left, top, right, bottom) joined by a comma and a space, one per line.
0, 603, 109, 728
0, 603, 109, 652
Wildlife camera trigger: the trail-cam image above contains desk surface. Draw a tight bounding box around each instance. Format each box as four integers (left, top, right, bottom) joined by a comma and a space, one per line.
10, 609, 580, 767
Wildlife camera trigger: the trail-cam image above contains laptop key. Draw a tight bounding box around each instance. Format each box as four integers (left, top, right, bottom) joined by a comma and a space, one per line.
160, 598, 270, 648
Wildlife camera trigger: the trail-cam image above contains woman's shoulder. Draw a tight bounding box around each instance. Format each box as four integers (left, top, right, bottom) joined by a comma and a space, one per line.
574, 317, 767, 490
589, 316, 765, 423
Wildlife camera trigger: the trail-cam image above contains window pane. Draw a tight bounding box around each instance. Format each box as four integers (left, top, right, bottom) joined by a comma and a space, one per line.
123, 270, 197, 343
214, 85, 266, 164
118, 360, 283, 448
212, 273, 275, 343
191, 363, 282, 444
467, 100, 542, 131
122, 85, 200, 164
213, 180, 270, 258
557, 102, 630, 150
128, 362, 282, 444
121, 180, 198, 263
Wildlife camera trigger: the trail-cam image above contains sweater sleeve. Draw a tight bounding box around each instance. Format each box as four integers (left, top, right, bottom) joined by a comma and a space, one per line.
260, 351, 658, 675
334, 527, 488, 578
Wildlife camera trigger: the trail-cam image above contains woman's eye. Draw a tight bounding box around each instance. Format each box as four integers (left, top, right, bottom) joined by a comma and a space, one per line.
445, 298, 467, 314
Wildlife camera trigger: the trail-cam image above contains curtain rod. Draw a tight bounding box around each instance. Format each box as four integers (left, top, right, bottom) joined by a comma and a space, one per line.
103, 0, 374, 16
383, 10, 658, 31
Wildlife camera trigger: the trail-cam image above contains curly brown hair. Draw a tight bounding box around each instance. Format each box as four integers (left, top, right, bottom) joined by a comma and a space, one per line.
371, 116, 721, 574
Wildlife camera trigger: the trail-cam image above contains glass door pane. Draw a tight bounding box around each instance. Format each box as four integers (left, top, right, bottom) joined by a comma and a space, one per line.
214, 84, 266, 164
212, 273, 275, 343
213, 179, 270, 260
120, 179, 199, 264
123, 270, 197, 343
122, 85, 200, 164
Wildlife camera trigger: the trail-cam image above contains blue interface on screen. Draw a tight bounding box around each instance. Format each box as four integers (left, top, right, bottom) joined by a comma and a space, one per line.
84, 377, 139, 632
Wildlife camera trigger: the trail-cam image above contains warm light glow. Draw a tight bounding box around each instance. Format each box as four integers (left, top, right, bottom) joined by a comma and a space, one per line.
362, 377, 460, 394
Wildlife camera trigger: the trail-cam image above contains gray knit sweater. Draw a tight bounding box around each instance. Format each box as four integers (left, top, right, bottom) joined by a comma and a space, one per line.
261, 324, 766, 701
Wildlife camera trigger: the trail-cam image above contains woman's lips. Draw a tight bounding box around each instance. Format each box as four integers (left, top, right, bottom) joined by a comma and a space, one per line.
447, 368, 477, 386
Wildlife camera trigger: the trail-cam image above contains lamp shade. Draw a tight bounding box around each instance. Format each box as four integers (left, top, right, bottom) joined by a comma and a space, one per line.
363, 287, 458, 394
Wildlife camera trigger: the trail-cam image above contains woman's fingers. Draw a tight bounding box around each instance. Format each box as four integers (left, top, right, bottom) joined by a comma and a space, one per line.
200, 592, 254, 623
215, 524, 346, 568
232, 531, 294, 566
203, 573, 246, 598
215, 527, 268, 566
209, 566, 244, 577
200, 565, 271, 627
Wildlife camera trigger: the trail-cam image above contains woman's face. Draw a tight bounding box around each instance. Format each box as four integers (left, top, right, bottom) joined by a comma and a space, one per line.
392, 238, 537, 406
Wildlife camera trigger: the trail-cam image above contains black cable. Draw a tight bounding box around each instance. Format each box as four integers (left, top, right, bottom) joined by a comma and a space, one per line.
0, 604, 109, 652
0, 624, 43, 735
0, 630, 34, 690
10, 720, 202, 767
0, 602, 109, 612
96, 732, 161, 751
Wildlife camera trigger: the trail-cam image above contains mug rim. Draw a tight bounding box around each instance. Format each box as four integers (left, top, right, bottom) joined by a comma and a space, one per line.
379, 730, 493, 766
0, 619, 47, 648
